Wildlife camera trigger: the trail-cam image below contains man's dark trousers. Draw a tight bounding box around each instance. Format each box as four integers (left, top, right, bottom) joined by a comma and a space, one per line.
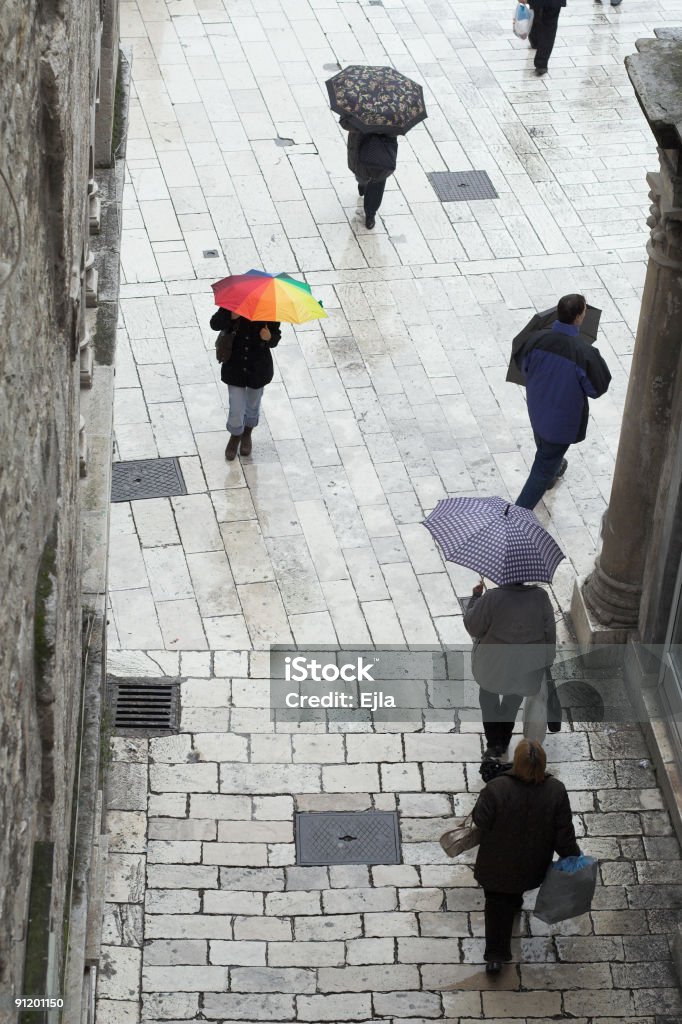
528, 4, 561, 69
516, 432, 570, 509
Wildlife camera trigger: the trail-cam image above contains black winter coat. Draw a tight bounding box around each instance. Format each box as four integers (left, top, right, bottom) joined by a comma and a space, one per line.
210, 308, 281, 390
341, 119, 396, 185
473, 772, 579, 893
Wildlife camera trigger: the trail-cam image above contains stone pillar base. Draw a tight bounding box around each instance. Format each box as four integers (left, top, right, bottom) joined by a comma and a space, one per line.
581, 557, 641, 631
570, 576, 630, 666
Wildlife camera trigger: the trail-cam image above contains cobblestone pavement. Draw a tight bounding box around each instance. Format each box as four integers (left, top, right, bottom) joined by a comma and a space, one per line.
101, 0, 682, 1021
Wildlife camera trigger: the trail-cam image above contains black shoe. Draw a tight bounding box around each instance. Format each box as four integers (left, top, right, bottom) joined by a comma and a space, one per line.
365, 215, 375, 229
546, 457, 568, 490
358, 184, 365, 196
486, 961, 502, 975
535, 66, 548, 76
483, 745, 505, 760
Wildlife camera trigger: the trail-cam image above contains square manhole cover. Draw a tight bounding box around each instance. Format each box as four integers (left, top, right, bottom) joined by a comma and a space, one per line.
296, 811, 400, 865
428, 170, 498, 202
111, 457, 187, 503
109, 677, 180, 735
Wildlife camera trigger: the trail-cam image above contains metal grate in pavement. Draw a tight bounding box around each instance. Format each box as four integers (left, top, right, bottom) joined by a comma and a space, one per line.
296, 811, 401, 865
110, 677, 180, 735
111, 457, 187, 503
428, 169, 498, 202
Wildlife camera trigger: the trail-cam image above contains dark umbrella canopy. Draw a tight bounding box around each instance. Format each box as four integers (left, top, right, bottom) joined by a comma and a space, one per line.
422, 496, 565, 586
326, 65, 427, 135
506, 304, 602, 385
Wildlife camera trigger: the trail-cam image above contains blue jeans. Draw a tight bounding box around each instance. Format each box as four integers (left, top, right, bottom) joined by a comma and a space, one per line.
226, 385, 263, 436
516, 433, 569, 509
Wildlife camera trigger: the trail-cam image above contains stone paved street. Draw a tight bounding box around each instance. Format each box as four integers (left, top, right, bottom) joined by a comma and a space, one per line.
100, 0, 682, 1021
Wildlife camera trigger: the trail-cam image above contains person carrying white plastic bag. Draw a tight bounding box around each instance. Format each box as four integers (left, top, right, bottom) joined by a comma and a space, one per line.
513, 1, 534, 39
533, 853, 598, 923
471, 740, 580, 975
522, 0, 567, 77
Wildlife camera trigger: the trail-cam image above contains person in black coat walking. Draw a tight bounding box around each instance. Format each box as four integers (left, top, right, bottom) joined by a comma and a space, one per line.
210, 307, 281, 461
526, 0, 566, 75
515, 293, 611, 509
472, 739, 580, 973
340, 117, 398, 230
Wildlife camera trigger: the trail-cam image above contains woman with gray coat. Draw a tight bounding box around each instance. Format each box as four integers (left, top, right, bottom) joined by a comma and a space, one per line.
464, 580, 556, 758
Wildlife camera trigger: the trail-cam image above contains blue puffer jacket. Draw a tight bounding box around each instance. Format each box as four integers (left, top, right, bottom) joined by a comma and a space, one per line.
518, 323, 611, 444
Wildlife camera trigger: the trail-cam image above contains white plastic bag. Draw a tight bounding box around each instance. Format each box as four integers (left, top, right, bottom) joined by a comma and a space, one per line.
513, 2, 534, 40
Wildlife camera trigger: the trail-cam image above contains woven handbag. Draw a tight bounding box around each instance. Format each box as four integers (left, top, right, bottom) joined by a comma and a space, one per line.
439, 814, 482, 858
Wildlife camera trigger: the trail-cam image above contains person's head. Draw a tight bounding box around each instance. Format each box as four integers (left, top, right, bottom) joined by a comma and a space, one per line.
512, 739, 547, 783
557, 294, 587, 327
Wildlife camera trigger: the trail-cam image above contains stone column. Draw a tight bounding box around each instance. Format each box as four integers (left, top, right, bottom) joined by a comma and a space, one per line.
577, 38, 682, 634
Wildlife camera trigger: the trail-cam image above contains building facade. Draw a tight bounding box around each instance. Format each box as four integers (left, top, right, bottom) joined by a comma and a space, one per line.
0, 0, 121, 1016
573, 30, 682, 840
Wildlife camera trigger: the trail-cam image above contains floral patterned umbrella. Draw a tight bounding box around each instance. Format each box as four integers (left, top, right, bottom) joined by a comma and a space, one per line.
326, 65, 427, 135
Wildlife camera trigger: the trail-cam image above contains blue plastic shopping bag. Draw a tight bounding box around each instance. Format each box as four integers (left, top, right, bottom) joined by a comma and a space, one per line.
533, 855, 598, 924
513, 2, 534, 40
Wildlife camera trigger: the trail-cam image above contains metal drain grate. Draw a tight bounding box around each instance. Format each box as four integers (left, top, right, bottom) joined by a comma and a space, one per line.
111, 457, 187, 503
110, 677, 180, 734
296, 811, 401, 865
428, 170, 498, 202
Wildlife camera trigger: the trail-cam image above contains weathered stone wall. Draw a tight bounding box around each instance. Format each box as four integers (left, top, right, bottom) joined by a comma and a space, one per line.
0, 0, 103, 1000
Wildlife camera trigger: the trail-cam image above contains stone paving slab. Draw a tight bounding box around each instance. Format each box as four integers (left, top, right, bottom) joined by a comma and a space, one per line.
100, 0, 682, 1020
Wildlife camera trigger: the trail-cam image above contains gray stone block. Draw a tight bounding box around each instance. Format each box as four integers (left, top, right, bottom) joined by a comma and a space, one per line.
229, 966, 317, 993
317, 963, 421, 992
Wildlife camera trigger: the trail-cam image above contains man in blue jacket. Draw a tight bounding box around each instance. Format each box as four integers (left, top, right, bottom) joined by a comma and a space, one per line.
515, 294, 611, 510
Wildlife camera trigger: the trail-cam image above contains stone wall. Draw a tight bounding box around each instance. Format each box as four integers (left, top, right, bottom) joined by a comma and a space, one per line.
0, 0, 117, 1003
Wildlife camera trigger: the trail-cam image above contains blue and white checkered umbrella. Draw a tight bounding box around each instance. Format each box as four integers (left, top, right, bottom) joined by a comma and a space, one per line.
423, 496, 565, 585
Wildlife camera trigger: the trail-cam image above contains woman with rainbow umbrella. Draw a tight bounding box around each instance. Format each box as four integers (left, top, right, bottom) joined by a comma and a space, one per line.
210, 270, 326, 461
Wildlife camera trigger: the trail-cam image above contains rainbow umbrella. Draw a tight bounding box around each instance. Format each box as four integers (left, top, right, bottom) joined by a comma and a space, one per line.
211, 270, 327, 324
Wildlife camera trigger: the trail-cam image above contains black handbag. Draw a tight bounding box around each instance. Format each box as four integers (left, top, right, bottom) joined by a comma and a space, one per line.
215, 327, 236, 363
359, 133, 398, 179
479, 759, 512, 784
547, 669, 562, 733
